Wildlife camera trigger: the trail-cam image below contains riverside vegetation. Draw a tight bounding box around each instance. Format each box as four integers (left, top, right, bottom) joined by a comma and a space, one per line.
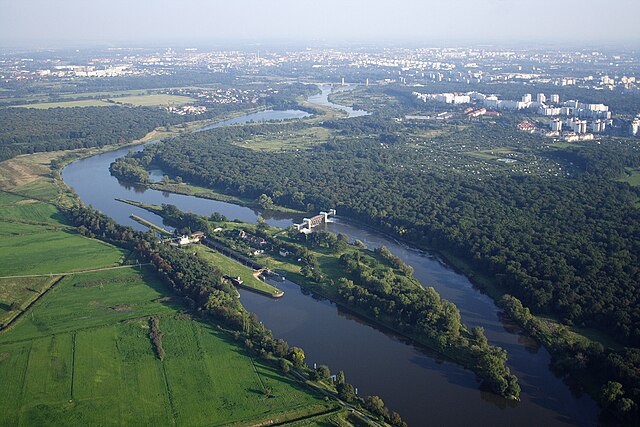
112, 85, 640, 422
122, 201, 520, 399
0, 98, 400, 425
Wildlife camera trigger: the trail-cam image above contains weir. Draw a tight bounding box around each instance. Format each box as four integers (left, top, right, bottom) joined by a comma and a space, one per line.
294, 209, 336, 232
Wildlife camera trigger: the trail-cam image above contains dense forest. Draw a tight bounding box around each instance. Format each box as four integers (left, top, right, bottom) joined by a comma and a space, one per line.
124, 118, 640, 350
0, 82, 318, 162
0, 106, 185, 161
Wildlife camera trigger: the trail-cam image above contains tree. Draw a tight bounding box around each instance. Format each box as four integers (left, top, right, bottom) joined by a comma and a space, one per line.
337, 382, 356, 403
364, 395, 388, 418
600, 381, 624, 406
279, 358, 292, 373
316, 365, 331, 380
288, 347, 305, 368
257, 194, 275, 210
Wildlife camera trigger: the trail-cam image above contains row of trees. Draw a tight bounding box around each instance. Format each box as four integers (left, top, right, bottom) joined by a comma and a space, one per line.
65, 203, 405, 424
338, 251, 520, 398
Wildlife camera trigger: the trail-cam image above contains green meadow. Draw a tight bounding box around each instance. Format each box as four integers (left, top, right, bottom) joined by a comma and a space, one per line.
0, 150, 332, 426
0, 267, 329, 426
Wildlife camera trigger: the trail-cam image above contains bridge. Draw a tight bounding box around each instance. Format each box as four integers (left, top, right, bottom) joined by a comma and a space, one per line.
294, 209, 336, 232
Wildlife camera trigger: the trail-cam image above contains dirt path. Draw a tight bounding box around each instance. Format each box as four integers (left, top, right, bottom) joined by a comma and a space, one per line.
0, 263, 151, 280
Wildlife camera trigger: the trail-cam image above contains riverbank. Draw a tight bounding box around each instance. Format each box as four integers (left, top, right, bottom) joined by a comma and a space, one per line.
148, 180, 306, 215
127, 201, 520, 399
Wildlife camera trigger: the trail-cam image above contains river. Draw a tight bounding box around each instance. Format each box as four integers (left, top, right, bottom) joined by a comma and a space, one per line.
62, 85, 599, 426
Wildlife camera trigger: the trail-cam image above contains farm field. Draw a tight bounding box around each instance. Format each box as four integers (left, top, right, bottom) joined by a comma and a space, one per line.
0, 150, 332, 426
11, 99, 114, 109
109, 94, 194, 107
0, 219, 127, 277
0, 267, 330, 426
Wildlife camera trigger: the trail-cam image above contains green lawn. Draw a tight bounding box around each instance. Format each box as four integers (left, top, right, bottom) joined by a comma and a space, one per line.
617, 167, 640, 187
192, 245, 283, 297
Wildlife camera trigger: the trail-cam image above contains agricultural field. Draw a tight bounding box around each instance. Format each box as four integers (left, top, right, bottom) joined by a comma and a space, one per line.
191, 244, 283, 297
0, 219, 127, 277
0, 150, 333, 426
109, 94, 194, 107
11, 99, 115, 109
0, 267, 330, 426
8, 93, 194, 109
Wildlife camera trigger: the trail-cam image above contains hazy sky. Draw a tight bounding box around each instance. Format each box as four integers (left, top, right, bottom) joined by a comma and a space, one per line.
1, 0, 639, 48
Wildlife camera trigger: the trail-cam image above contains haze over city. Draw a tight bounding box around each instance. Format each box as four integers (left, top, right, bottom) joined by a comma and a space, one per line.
1, 0, 640, 47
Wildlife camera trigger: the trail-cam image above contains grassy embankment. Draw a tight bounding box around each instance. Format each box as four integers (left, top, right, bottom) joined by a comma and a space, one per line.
115, 199, 285, 298
0, 130, 340, 425
191, 245, 283, 298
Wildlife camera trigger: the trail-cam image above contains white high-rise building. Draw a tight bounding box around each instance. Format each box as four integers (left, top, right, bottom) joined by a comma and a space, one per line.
522, 94, 532, 103
573, 119, 588, 134
632, 118, 640, 136
550, 94, 560, 104
536, 93, 546, 104
591, 119, 606, 133
549, 119, 562, 132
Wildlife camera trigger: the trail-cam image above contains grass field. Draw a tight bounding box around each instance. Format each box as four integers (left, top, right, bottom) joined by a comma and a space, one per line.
110, 94, 194, 107
12, 99, 114, 109
232, 126, 330, 152
0, 219, 127, 277
617, 167, 640, 187
192, 245, 284, 297
0, 267, 329, 425
10, 94, 194, 109
0, 148, 332, 426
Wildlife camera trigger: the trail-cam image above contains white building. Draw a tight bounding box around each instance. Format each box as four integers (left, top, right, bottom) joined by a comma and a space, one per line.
573, 119, 588, 134
550, 94, 560, 104
536, 93, 546, 104
632, 118, 640, 136
591, 119, 606, 133
549, 118, 563, 132
522, 94, 532, 103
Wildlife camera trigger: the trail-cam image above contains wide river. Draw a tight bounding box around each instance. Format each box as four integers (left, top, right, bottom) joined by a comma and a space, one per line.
62, 85, 600, 426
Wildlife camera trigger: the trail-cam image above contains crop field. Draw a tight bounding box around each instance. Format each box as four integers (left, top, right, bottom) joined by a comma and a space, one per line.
0, 192, 63, 224
192, 245, 283, 297
0, 156, 328, 425
109, 94, 194, 107
0, 219, 127, 277
12, 99, 114, 109
0, 276, 57, 325
0, 266, 328, 425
